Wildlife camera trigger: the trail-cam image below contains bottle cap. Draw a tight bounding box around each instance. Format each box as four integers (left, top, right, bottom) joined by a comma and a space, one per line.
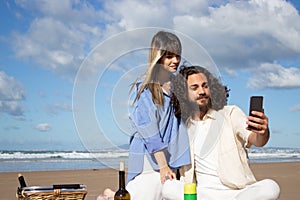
120, 161, 125, 171
184, 183, 196, 194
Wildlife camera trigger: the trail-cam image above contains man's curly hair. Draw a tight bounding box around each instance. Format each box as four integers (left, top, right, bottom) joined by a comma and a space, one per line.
171, 65, 230, 123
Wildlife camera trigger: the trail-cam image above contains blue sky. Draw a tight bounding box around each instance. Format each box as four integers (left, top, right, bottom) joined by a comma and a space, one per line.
0, 0, 300, 151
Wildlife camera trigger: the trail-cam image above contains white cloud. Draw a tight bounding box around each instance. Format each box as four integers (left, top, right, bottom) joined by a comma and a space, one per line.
10, 0, 300, 81
0, 71, 26, 117
103, 0, 209, 30
291, 104, 300, 112
35, 123, 52, 132
12, 0, 103, 80
247, 62, 300, 89
173, 0, 300, 70
104, 0, 170, 29
13, 17, 86, 78
222, 67, 238, 77
0, 101, 25, 117
15, 0, 101, 24
0, 71, 25, 100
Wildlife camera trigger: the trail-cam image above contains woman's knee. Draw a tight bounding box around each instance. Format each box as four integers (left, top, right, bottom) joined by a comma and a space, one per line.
161, 180, 184, 200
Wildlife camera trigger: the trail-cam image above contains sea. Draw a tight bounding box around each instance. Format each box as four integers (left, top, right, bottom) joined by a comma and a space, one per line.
1, 147, 300, 172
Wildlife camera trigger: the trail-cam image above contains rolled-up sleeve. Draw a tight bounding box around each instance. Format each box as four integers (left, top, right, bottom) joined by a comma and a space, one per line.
130, 88, 167, 153
128, 85, 191, 182
230, 105, 251, 147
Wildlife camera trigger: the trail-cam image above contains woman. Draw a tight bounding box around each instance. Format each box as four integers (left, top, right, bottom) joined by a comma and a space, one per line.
102, 31, 191, 200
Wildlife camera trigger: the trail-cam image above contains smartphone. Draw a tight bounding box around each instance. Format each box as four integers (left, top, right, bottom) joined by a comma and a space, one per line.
248, 96, 263, 130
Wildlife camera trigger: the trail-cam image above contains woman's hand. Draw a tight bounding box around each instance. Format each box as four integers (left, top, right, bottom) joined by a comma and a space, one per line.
159, 165, 176, 184
153, 150, 176, 184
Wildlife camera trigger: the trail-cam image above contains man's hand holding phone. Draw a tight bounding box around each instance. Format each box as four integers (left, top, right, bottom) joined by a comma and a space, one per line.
247, 96, 268, 134
247, 96, 270, 146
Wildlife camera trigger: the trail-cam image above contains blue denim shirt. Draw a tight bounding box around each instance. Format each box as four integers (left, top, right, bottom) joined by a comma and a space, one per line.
127, 83, 191, 183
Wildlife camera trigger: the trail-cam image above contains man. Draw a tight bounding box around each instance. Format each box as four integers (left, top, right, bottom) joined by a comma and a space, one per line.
162, 65, 280, 200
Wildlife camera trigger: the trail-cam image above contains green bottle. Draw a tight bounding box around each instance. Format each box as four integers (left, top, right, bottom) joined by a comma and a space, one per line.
184, 183, 197, 200
114, 161, 130, 200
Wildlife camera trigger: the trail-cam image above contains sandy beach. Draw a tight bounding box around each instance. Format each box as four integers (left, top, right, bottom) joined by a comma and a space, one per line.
1, 162, 299, 200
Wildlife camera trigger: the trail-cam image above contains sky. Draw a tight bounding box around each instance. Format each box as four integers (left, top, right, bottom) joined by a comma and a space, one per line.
0, 0, 300, 151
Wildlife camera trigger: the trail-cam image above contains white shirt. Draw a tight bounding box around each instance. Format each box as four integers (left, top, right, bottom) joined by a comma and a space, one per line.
185, 106, 253, 189
193, 119, 218, 177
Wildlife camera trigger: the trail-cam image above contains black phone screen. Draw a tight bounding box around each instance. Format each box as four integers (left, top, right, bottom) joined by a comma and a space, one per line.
248, 96, 263, 130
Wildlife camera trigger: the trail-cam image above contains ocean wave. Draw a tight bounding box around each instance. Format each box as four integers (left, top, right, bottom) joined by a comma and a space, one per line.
248, 147, 300, 162
0, 150, 129, 160
0, 147, 299, 172
1, 147, 300, 161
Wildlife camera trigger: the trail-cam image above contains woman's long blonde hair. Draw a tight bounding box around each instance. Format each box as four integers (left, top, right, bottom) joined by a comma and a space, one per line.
131, 31, 182, 106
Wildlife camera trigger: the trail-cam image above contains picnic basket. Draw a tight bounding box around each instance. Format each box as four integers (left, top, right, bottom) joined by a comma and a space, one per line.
16, 184, 87, 200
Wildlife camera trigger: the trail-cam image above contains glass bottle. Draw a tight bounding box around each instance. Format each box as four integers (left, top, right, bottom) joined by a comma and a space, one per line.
114, 161, 130, 200
18, 173, 27, 188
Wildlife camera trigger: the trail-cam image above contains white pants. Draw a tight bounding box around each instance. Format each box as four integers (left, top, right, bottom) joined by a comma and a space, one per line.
127, 170, 162, 200
162, 179, 280, 200
126, 156, 163, 200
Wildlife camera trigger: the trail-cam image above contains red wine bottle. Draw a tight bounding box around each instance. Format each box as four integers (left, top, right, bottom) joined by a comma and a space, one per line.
114, 161, 130, 200
18, 173, 27, 188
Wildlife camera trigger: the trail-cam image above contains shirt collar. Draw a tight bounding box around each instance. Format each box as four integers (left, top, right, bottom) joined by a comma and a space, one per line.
162, 87, 170, 97
189, 108, 217, 125
204, 108, 217, 120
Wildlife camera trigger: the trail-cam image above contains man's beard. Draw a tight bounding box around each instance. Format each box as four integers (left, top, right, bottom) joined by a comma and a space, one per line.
199, 104, 209, 113
188, 99, 210, 113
